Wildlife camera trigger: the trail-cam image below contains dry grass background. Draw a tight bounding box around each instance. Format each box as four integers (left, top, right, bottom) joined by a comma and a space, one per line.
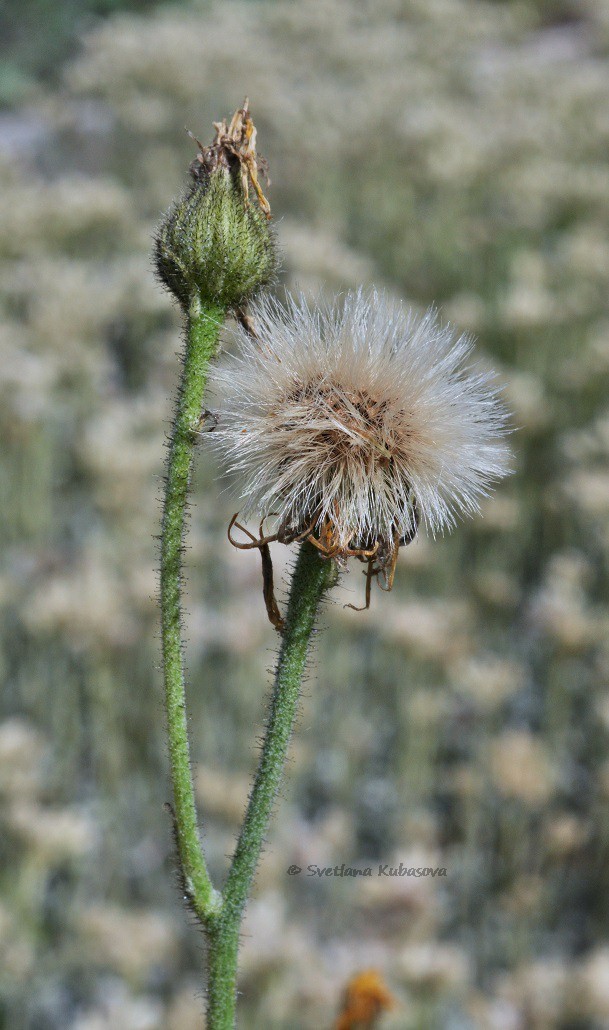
1, 0, 609, 1026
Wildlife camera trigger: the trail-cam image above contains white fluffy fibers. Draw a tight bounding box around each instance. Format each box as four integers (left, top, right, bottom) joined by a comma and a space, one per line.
208, 291, 512, 550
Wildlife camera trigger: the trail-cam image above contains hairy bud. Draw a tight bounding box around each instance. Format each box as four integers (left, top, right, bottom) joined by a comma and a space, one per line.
155, 100, 277, 311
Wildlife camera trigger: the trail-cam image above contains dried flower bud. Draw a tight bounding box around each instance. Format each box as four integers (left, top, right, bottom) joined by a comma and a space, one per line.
335, 969, 396, 1030
155, 99, 277, 311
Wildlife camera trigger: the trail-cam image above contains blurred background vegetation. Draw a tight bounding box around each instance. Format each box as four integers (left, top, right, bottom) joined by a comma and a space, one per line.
1, 0, 609, 1026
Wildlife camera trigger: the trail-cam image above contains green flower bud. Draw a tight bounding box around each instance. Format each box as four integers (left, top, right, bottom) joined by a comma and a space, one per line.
155, 100, 278, 311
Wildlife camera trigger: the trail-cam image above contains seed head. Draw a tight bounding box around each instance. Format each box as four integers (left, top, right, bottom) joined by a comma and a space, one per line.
209, 290, 512, 563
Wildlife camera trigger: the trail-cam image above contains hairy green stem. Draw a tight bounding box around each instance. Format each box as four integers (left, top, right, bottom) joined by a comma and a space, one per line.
160, 296, 224, 922
160, 301, 336, 1025
206, 542, 338, 1028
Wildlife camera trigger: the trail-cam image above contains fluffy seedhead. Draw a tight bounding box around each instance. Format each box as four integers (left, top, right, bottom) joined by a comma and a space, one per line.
209, 290, 512, 609
155, 99, 277, 311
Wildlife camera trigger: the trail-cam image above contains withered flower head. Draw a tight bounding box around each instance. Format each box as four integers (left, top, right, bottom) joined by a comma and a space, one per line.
335, 969, 396, 1030
209, 291, 511, 609
155, 99, 277, 311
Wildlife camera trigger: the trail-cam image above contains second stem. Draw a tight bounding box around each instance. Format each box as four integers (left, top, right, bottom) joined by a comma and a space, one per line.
206, 542, 338, 1028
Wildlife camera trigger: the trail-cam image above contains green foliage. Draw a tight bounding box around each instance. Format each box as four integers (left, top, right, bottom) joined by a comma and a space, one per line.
0, 0, 182, 103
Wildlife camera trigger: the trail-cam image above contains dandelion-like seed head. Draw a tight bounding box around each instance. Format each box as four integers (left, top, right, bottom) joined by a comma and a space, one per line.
209, 290, 512, 605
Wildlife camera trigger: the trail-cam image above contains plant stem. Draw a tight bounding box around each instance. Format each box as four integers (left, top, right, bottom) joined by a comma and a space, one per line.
161, 309, 337, 1025
160, 295, 224, 922
205, 542, 338, 1028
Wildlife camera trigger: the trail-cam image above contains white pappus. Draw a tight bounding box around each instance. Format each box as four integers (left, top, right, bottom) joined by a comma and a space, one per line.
208, 290, 512, 568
